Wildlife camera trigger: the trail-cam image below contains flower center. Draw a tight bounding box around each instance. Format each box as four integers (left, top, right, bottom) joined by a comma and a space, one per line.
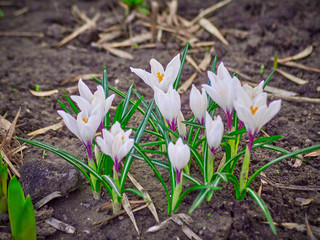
157, 72, 164, 83
250, 105, 258, 115
82, 117, 88, 124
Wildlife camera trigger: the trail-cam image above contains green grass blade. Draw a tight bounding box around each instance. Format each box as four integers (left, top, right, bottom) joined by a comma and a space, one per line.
247, 187, 276, 235
16, 137, 116, 196
63, 90, 79, 114
123, 188, 148, 200
101, 175, 121, 197
120, 82, 134, 120
58, 100, 71, 115
119, 99, 155, 191
173, 184, 221, 212
121, 96, 143, 127
246, 144, 320, 188
263, 69, 275, 89
262, 144, 304, 161
173, 42, 189, 90
20, 196, 37, 240
211, 54, 218, 72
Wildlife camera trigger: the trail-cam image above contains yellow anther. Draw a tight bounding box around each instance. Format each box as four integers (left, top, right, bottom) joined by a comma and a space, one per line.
250, 105, 258, 115
157, 72, 164, 83
82, 117, 88, 124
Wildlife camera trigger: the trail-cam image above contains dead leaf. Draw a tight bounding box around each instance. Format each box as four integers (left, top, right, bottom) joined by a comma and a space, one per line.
60, 73, 101, 85
27, 121, 64, 137
186, 55, 202, 73
278, 61, 320, 73
190, 0, 233, 25
199, 18, 229, 46
127, 172, 159, 223
108, 32, 153, 48
305, 214, 317, 240
294, 198, 313, 206
181, 225, 203, 240
275, 68, 309, 85
45, 217, 75, 234
1, 150, 20, 178
122, 193, 140, 235
278, 45, 313, 63
34, 191, 62, 210
0, 31, 44, 37
92, 43, 134, 60
178, 72, 197, 94
305, 149, 320, 157
269, 94, 320, 104
98, 30, 122, 44
199, 48, 213, 71
29, 89, 59, 97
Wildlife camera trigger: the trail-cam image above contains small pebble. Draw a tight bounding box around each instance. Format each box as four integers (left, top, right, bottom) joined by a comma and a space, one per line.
118, 216, 124, 220
305, 139, 312, 146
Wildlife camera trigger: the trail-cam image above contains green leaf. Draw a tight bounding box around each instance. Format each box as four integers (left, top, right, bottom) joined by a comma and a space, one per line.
123, 188, 149, 200
119, 99, 155, 191
63, 90, 79, 114
246, 188, 276, 235
58, 100, 71, 115
121, 96, 143, 127
246, 144, 320, 188
16, 137, 116, 197
120, 82, 134, 120
239, 146, 250, 194
211, 54, 218, 72
174, 184, 221, 212
101, 175, 121, 197
8, 176, 36, 240
173, 42, 189, 90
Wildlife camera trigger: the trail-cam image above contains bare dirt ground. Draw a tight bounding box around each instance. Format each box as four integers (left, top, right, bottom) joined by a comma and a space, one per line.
0, 0, 319, 239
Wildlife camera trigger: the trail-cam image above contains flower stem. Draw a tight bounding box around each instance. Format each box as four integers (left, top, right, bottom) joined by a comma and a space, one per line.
171, 179, 182, 213
239, 146, 250, 199
112, 169, 122, 214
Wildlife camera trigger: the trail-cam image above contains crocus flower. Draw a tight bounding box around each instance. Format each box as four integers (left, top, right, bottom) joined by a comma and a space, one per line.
154, 86, 181, 132
242, 80, 264, 100
177, 111, 187, 140
202, 62, 241, 131
234, 85, 281, 151
71, 79, 115, 131
96, 122, 134, 173
168, 138, 190, 185
130, 54, 181, 92
58, 110, 100, 159
189, 85, 208, 126
205, 112, 224, 155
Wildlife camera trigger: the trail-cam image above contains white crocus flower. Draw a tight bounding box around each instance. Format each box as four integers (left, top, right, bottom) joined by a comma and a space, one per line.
234, 85, 281, 151
96, 122, 134, 173
202, 62, 241, 131
189, 85, 208, 125
71, 79, 115, 131
130, 54, 181, 92
242, 80, 264, 100
154, 86, 181, 132
58, 110, 100, 159
168, 138, 190, 185
177, 111, 187, 140
205, 112, 224, 155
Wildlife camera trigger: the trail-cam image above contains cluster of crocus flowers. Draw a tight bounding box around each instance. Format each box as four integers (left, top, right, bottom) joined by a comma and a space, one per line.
71, 79, 115, 132
58, 80, 134, 200
202, 63, 241, 131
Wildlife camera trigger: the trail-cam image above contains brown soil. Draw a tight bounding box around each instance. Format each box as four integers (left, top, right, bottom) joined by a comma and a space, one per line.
0, 0, 319, 239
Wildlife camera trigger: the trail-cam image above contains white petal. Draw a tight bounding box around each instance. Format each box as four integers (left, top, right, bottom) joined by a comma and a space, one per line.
57, 110, 81, 140
78, 79, 93, 103
150, 58, 165, 77
130, 67, 158, 90
71, 96, 92, 113
117, 139, 134, 162
259, 100, 281, 128
165, 54, 180, 80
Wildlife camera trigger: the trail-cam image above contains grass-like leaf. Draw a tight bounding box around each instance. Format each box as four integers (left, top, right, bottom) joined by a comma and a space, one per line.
263, 69, 275, 89
119, 99, 155, 191
246, 144, 320, 188
246, 187, 276, 235
63, 90, 79, 114
174, 42, 189, 90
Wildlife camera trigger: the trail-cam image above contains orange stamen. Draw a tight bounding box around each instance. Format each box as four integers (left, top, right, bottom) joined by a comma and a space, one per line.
82, 117, 88, 124
157, 72, 164, 83
250, 105, 258, 115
